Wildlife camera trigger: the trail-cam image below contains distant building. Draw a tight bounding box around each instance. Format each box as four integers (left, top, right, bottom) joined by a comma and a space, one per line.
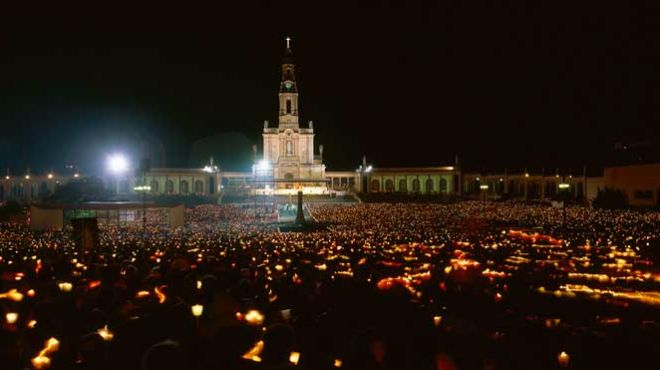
603, 163, 660, 206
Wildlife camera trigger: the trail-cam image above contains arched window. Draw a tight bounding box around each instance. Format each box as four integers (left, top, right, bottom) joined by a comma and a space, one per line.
370, 179, 381, 192
194, 180, 204, 194
165, 180, 174, 194
286, 99, 292, 114
39, 182, 49, 196
398, 179, 407, 192
412, 179, 420, 193
150, 180, 159, 193
208, 177, 215, 194
440, 178, 448, 193
286, 141, 293, 156
180, 180, 189, 194
425, 178, 434, 193
385, 179, 394, 192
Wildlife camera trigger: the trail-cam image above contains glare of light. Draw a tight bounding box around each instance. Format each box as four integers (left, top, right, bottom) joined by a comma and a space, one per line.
480, 184, 489, 190
433, 315, 443, 327
97, 325, 114, 341
4, 175, 9, 180
134, 185, 151, 192
558, 183, 570, 189
5, 312, 18, 324
256, 160, 271, 171
525, 173, 530, 178
107, 153, 130, 174
47, 173, 54, 179
334, 358, 343, 367
289, 351, 300, 365
25, 174, 30, 180
74, 173, 80, 178
203, 165, 218, 173
365, 165, 373, 173
499, 178, 503, 182
58, 282, 73, 292
28, 320, 38, 329
191, 304, 204, 317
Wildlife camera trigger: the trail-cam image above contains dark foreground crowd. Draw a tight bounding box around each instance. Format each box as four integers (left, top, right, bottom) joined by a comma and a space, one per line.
0, 202, 659, 370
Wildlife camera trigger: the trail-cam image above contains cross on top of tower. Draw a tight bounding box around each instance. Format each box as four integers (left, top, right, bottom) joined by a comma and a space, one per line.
286, 37, 291, 49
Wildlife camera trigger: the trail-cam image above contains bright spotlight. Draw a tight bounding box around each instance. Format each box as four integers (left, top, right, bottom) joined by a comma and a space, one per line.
107, 154, 130, 174
365, 165, 373, 173
256, 160, 271, 171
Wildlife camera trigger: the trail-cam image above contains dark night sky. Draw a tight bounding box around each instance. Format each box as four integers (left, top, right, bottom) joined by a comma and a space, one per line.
1, 1, 659, 174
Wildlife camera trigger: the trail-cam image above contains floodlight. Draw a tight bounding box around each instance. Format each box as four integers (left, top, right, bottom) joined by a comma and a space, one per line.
107, 153, 130, 174
256, 160, 271, 171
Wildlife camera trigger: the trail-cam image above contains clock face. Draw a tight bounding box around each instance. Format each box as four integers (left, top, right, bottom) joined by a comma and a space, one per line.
284, 81, 292, 90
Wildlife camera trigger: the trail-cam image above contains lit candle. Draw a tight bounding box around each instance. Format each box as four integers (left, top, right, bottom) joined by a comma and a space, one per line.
557, 351, 570, 367
0, 288, 24, 302
289, 351, 300, 365
5, 312, 18, 324
244, 310, 265, 325
97, 325, 114, 341
191, 304, 204, 317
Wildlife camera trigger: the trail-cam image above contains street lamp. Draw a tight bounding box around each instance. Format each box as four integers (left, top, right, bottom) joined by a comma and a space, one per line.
480, 184, 489, 208
356, 161, 373, 194
558, 182, 570, 232
107, 153, 130, 175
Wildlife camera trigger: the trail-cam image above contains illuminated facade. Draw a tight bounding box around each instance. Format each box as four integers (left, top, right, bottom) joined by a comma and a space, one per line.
259, 39, 326, 193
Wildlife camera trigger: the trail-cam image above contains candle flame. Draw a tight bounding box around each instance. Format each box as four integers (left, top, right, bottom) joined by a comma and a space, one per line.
97, 325, 114, 341
242, 340, 264, 363
191, 304, 204, 317
289, 351, 300, 365
154, 285, 167, 304
244, 310, 265, 325
0, 288, 24, 302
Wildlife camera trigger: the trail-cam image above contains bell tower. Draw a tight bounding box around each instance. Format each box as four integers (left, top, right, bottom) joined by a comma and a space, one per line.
279, 37, 299, 128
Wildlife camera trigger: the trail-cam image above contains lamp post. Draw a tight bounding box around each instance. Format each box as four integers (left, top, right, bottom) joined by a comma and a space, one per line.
480, 184, 489, 209
558, 181, 570, 232
355, 156, 372, 194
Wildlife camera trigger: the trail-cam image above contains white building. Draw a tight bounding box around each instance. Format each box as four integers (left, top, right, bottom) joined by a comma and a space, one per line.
258, 38, 327, 194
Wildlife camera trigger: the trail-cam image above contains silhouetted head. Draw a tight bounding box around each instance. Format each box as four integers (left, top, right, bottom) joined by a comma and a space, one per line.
262, 324, 295, 366
141, 339, 183, 370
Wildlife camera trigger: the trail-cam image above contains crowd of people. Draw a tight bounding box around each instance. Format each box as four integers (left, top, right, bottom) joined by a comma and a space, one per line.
0, 201, 659, 369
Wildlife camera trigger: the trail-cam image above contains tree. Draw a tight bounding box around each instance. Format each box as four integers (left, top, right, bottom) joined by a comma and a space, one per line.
46, 177, 112, 204
592, 187, 627, 209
